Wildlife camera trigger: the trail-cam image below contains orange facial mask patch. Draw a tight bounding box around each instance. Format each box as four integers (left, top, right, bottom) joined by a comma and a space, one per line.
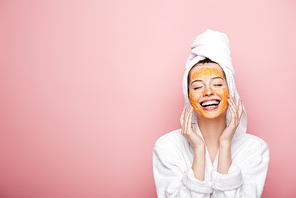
189, 67, 229, 119
192, 67, 223, 81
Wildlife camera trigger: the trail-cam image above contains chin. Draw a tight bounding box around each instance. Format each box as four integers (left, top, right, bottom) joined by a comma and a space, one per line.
199, 108, 227, 120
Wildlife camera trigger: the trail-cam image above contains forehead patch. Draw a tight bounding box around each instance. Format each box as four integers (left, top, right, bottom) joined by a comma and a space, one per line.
192, 67, 223, 81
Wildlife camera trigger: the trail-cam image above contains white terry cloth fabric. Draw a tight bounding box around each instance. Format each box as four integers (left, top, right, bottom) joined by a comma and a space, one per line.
153, 29, 270, 197
153, 130, 269, 198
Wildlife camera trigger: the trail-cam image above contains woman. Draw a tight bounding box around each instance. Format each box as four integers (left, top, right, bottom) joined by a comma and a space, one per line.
153, 29, 269, 198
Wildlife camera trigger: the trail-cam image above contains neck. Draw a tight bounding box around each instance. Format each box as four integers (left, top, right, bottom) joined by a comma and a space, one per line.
197, 114, 226, 147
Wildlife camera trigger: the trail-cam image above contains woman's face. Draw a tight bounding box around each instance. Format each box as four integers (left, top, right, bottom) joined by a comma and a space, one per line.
188, 63, 229, 119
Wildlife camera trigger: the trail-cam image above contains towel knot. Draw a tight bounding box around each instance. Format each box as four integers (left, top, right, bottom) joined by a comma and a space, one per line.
185, 29, 235, 77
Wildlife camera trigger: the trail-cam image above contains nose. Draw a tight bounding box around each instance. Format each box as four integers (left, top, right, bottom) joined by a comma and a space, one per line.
203, 87, 214, 96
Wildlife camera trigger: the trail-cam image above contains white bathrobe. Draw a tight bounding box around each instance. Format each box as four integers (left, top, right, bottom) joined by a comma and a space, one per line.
153, 29, 270, 197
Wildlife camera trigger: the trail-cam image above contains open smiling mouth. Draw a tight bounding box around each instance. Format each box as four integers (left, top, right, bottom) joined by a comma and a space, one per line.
200, 100, 220, 109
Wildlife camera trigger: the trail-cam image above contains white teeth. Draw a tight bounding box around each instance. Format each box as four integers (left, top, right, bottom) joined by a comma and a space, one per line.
201, 100, 219, 106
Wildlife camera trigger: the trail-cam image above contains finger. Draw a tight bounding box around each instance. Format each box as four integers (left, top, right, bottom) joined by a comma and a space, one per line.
184, 107, 191, 133
180, 108, 185, 134
238, 99, 243, 119
185, 106, 194, 133
229, 96, 238, 111
180, 107, 185, 126
187, 108, 194, 132
228, 99, 235, 114
228, 97, 237, 116
183, 107, 189, 123
228, 99, 236, 125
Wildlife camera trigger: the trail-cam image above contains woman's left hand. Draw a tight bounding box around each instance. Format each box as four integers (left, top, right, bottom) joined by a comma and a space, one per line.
219, 96, 243, 144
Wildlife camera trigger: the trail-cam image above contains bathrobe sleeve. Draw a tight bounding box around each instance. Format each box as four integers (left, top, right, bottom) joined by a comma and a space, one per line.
210, 137, 270, 198
153, 146, 212, 198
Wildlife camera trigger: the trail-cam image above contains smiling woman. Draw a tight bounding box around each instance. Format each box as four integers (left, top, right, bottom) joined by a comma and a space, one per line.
152, 29, 270, 198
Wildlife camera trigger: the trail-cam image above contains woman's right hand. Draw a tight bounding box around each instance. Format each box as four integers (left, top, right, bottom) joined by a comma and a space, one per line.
180, 106, 205, 150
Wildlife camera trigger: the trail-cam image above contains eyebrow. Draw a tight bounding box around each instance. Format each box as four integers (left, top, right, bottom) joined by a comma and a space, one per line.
191, 77, 224, 85
212, 77, 224, 80
191, 79, 202, 85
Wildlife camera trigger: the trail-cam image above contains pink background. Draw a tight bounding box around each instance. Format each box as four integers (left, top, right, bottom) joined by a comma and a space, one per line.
0, 0, 295, 197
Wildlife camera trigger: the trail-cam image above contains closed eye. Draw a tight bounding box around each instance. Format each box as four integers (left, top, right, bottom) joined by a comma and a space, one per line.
193, 86, 202, 90
214, 84, 222, 86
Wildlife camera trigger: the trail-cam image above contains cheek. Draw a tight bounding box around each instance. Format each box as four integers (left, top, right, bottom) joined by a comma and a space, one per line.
214, 88, 229, 110
188, 92, 202, 108
215, 88, 229, 100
